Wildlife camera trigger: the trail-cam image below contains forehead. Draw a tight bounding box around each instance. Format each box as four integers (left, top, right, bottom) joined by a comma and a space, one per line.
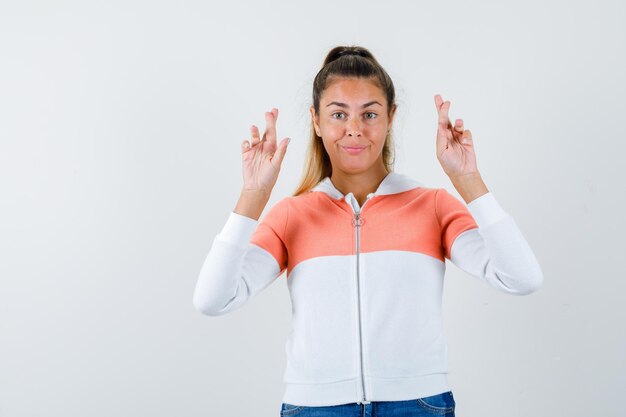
321, 77, 385, 103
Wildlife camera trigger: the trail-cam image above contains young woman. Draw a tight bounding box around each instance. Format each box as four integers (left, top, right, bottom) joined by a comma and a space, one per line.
193, 45, 543, 417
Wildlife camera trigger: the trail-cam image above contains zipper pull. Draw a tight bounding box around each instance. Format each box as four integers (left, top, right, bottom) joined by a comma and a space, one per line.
351, 213, 364, 227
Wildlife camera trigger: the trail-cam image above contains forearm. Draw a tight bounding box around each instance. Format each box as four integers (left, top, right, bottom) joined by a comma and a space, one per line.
193, 212, 257, 316
234, 189, 271, 220
448, 190, 544, 295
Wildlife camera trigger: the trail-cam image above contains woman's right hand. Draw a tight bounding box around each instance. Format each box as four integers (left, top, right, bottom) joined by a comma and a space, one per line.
240, 108, 291, 195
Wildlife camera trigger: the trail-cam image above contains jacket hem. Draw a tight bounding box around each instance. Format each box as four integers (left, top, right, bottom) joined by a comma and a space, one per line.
282, 373, 450, 407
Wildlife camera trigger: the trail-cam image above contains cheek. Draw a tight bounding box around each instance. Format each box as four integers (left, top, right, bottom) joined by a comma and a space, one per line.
365, 126, 388, 145
321, 124, 343, 137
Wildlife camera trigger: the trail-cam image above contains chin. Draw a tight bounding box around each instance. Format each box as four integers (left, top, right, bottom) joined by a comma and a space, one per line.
336, 161, 376, 174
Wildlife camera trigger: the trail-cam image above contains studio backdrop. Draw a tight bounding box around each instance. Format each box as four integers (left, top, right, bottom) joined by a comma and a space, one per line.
0, 1, 624, 416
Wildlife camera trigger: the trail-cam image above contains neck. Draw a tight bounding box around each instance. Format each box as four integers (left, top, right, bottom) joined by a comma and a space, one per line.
330, 162, 389, 205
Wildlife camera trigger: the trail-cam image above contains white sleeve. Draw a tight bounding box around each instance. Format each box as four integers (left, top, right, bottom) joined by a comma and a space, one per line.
449, 192, 544, 295
192, 211, 284, 316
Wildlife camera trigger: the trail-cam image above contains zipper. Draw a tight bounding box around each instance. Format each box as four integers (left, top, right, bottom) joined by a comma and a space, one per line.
348, 193, 374, 405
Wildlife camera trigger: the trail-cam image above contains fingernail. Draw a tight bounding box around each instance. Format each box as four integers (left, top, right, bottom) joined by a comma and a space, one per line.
287, 137, 291, 144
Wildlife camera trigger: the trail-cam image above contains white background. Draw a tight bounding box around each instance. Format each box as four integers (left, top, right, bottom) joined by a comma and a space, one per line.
1, 0, 624, 416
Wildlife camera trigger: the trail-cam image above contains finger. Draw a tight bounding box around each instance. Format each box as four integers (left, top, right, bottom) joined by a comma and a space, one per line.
437, 124, 449, 151
272, 136, 291, 167
441, 100, 452, 123
264, 108, 278, 144
451, 119, 464, 142
461, 129, 473, 145
434, 95, 446, 124
241, 139, 252, 153
446, 126, 454, 143
434, 94, 443, 109
454, 119, 463, 132
434, 94, 447, 112
438, 100, 451, 129
251, 124, 261, 144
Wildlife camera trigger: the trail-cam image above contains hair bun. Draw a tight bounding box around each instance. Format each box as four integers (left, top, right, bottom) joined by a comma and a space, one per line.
325, 46, 373, 65
337, 49, 366, 58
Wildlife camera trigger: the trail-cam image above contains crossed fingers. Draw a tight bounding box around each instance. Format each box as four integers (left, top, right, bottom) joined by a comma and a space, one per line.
435, 94, 471, 144
244, 108, 279, 151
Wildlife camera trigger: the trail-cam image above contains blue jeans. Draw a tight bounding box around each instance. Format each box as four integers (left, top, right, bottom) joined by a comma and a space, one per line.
280, 391, 456, 416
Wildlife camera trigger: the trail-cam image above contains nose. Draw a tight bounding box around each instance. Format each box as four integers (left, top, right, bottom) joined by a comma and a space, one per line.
347, 117, 362, 137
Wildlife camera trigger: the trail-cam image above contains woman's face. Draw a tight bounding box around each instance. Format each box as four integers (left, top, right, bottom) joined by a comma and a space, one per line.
311, 77, 395, 175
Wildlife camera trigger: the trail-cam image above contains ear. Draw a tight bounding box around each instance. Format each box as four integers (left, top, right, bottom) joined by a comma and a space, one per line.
310, 106, 321, 136
388, 104, 397, 130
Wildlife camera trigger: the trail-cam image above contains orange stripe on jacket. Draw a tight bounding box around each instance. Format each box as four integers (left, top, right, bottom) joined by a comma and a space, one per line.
250, 188, 478, 276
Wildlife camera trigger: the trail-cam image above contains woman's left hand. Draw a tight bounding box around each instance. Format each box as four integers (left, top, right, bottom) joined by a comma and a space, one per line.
434, 94, 479, 178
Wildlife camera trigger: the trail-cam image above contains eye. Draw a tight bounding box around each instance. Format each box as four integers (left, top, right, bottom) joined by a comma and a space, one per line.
331, 112, 345, 120
364, 112, 377, 119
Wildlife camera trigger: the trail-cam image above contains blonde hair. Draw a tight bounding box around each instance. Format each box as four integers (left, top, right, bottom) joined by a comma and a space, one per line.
292, 45, 397, 197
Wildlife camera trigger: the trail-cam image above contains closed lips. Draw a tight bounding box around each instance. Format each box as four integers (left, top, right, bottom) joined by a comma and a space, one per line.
341, 145, 367, 155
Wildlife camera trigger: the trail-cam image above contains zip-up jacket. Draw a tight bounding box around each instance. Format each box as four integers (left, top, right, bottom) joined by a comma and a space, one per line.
193, 171, 544, 407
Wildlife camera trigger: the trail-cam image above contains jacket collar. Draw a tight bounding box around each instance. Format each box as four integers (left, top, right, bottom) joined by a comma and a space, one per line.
310, 171, 423, 200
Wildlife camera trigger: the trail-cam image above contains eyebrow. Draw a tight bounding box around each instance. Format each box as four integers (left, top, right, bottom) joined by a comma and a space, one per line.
326, 100, 383, 108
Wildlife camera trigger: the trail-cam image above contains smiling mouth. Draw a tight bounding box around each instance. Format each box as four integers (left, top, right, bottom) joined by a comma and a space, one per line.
342, 146, 367, 155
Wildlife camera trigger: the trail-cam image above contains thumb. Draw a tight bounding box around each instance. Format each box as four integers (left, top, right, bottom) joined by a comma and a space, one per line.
272, 137, 291, 167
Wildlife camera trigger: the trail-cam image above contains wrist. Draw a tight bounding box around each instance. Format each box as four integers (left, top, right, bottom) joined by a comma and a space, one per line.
449, 172, 489, 204
449, 171, 482, 182
240, 187, 271, 199
234, 188, 271, 220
